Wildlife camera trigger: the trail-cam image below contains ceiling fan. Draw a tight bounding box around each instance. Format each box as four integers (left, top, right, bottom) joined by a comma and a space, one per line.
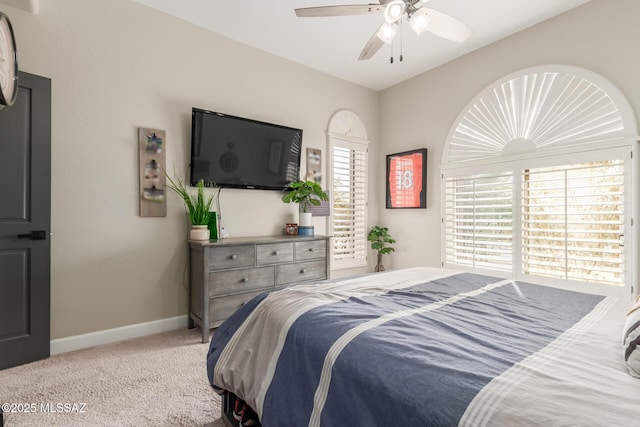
295, 0, 472, 61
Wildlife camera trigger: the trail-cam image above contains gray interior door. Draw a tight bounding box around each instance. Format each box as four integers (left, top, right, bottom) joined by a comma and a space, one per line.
0, 71, 52, 370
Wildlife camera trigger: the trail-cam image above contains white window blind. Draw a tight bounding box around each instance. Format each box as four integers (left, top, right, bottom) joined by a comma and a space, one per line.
444, 157, 627, 289
441, 67, 634, 295
330, 139, 367, 269
444, 172, 513, 272
522, 160, 625, 286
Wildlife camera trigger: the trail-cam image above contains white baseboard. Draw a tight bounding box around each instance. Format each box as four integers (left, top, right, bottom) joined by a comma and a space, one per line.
50, 315, 190, 355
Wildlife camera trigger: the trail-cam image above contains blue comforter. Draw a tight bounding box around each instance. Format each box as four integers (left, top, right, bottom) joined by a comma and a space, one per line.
207, 267, 607, 426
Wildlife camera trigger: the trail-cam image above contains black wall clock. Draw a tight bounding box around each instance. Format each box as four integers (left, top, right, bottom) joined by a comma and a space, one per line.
0, 12, 18, 108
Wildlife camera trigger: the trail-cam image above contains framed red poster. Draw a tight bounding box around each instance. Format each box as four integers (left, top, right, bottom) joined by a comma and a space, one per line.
386, 148, 427, 209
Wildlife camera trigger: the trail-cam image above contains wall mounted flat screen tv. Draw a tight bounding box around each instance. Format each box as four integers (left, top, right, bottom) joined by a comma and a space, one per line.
190, 108, 302, 191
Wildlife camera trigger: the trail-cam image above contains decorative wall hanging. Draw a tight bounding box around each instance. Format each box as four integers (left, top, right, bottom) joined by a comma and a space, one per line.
138, 127, 166, 217
386, 148, 427, 209
306, 148, 322, 183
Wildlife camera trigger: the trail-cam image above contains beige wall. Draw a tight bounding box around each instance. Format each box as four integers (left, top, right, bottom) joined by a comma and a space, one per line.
9, 0, 637, 341
5, 0, 380, 339
378, 0, 640, 270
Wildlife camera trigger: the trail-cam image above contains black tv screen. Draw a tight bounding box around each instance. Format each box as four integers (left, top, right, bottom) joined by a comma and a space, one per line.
190, 108, 302, 190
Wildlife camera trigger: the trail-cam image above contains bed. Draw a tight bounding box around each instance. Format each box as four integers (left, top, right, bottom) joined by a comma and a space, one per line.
206, 267, 640, 426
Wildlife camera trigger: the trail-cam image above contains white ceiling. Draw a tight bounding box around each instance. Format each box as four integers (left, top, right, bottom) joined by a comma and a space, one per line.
135, 0, 589, 91
0, 0, 38, 13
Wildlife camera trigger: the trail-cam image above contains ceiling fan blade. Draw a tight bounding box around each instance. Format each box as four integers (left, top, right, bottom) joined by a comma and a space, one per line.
295, 4, 383, 17
358, 25, 386, 61
422, 7, 472, 43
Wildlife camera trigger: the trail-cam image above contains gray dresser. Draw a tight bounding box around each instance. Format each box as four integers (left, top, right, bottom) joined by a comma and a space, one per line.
189, 235, 330, 342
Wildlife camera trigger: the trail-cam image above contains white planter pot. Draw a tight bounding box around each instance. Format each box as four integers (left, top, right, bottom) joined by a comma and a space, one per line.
189, 225, 210, 241
299, 212, 313, 227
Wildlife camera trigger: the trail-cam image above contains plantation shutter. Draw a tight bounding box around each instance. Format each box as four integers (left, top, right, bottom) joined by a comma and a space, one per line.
330, 139, 368, 269
441, 66, 635, 295
522, 160, 625, 286
444, 171, 513, 272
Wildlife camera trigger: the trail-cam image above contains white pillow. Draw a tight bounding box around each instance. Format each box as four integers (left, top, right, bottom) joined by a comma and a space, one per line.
623, 297, 640, 378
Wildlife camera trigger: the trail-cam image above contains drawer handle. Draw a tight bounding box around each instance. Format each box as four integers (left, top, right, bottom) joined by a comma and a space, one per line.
230, 255, 237, 260
273, 250, 280, 255
308, 248, 314, 252
300, 269, 306, 274
241, 278, 248, 283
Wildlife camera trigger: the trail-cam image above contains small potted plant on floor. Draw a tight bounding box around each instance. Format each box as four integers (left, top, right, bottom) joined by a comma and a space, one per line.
165, 173, 219, 241
281, 180, 329, 228
367, 225, 395, 272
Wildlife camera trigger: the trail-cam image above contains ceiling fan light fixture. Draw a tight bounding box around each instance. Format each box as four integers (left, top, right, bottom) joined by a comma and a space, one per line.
409, 8, 431, 36
384, 0, 406, 24
376, 22, 398, 44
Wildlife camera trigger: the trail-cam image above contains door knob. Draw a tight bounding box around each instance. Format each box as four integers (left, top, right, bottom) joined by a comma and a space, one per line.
18, 230, 47, 240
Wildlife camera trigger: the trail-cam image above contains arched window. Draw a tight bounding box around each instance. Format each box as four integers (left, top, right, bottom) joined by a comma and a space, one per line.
441, 65, 638, 297
328, 110, 369, 270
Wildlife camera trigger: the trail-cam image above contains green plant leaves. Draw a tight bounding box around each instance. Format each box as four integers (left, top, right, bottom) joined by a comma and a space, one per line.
281, 180, 329, 213
367, 225, 395, 255
165, 172, 219, 225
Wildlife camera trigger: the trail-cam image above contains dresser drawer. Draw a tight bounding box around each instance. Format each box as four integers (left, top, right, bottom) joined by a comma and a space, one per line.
208, 289, 266, 325
209, 266, 275, 297
277, 259, 327, 285
295, 239, 326, 261
208, 245, 255, 270
257, 242, 294, 265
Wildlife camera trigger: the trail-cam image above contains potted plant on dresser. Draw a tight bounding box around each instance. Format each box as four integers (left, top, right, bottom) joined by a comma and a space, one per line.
165, 173, 219, 241
367, 225, 395, 272
281, 180, 329, 234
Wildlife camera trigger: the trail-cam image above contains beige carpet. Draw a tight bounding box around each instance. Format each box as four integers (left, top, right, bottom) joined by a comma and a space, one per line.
0, 328, 225, 427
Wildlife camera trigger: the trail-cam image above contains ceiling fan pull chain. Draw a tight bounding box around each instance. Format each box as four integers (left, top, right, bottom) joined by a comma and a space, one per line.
390, 37, 394, 63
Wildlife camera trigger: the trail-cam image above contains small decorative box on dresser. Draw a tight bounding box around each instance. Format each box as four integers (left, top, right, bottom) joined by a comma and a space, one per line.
189, 235, 330, 342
